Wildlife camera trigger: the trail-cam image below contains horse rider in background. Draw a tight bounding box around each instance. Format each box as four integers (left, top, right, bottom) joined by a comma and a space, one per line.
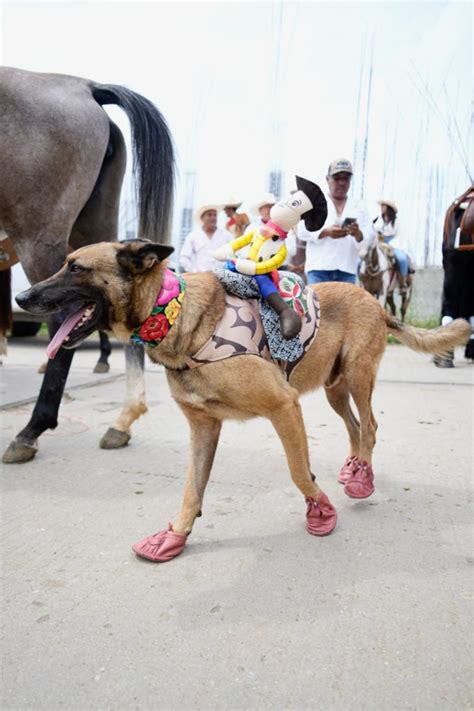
372, 200, 413, 294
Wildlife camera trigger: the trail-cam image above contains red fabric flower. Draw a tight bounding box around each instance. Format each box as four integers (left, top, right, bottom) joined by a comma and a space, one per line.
138, 313, 169, 342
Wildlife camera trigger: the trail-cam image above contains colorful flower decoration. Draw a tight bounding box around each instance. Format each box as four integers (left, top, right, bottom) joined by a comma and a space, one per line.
131, 270, 186, 347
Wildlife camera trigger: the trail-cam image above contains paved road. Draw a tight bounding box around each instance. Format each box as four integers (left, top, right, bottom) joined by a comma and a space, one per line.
1, 338, 473, 710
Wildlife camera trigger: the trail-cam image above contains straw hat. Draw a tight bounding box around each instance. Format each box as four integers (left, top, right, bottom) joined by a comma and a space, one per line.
194, 204, 223, 222
378, 199, 398, 214
223, 197, 242, 209
251, 192, 278, 214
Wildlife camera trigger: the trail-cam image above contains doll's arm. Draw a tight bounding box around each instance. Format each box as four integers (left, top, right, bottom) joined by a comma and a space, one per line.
213, 231, 254, 261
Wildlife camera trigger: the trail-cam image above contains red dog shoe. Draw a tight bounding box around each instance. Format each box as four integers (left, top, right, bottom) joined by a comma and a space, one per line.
344, 460, 375, 499
132, 523, 187, 562
338, 455, 357, 484
305, 492, 337, 536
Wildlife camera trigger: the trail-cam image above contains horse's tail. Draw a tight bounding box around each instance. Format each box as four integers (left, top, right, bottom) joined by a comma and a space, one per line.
385, 312, 470, 357
91, 84, 175, 244
0, 267, 12, 335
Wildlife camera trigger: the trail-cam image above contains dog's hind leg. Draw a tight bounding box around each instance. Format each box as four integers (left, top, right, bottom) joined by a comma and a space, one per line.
342, 363, 379, 499
172, 405, 222, 536
324, 378, 361, 485
269, 389, 337, 536
101, 343, 147, 449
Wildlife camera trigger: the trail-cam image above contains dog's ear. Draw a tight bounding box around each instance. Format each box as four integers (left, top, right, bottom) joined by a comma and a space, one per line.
117, 242, 175, 275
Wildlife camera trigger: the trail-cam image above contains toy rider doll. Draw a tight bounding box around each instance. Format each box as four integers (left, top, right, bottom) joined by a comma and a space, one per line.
214, 176, 327, 339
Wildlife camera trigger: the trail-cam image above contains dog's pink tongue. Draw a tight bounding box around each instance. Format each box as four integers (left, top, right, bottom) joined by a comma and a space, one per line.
46, 307, 88, 359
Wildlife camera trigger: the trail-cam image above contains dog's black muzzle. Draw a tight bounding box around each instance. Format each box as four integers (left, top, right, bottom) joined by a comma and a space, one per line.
16, 280, 110, 342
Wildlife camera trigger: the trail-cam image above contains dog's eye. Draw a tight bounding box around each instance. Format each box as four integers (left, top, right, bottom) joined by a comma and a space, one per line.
69, 263, 82, 273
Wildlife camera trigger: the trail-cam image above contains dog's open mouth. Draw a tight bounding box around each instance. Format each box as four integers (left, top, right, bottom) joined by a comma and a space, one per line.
47, 303, 98, 359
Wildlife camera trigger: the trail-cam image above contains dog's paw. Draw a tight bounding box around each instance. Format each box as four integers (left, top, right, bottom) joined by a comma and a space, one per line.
132, 524, 187, 562
305, 493, 337, 536
344, 460, 375, 499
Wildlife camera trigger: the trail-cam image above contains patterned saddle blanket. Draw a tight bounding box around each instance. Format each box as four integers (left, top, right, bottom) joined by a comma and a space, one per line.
187, 270, 320, 380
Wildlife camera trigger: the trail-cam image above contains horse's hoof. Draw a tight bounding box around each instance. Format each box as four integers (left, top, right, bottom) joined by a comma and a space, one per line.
100, 427, 130, 449
2, 438, 38, 464
93, 362, 110, 374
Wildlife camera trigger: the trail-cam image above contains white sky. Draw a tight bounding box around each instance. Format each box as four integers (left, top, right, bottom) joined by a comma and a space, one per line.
1, 0, 472, 265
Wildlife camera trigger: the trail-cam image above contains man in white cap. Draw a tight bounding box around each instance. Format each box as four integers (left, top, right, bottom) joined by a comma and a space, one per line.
179, 204, 233, 273
298, 158, 371, 284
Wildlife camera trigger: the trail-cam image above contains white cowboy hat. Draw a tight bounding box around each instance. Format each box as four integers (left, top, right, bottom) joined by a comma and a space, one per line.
194, 204, 223, 222
251, 192, 278, 214
223, 197, 242, 209
378, 199, 398, 214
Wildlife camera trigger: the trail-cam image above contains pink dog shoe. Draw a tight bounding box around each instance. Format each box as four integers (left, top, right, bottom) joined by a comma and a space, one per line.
338, 455, 357, 484
132, 523, 187, 562
344, 460, 375, 499
305, 492, 337, 536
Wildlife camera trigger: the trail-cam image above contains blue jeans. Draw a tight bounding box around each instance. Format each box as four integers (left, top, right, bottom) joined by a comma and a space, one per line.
307, 269, 356, 285
392, 248, 408, 277
383, 238, 409, 277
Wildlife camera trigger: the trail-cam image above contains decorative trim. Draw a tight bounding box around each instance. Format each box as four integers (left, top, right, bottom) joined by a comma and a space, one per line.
130, 269, 185, 347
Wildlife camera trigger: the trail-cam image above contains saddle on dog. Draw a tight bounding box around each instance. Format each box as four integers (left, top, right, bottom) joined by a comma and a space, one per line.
187, 269, 320, 379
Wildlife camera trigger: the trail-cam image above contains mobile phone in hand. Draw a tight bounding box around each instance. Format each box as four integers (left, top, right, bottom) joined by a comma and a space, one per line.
342, 217, 356, 227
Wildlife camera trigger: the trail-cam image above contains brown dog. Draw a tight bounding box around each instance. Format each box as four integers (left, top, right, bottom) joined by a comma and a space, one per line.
17, 240, 470, 562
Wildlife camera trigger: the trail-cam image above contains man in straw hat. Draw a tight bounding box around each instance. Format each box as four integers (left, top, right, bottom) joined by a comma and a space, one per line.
297, 158, 371, 284
223, 198, 249, 239
179, 204, 232, 273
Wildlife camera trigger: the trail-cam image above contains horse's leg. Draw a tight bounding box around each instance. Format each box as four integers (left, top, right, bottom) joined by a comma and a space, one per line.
71, 121, 148, 449
2, 232, 79, 463
94, 331, 111, 373
3, 312, 76, 462
100, 342, 147, 449
384, 269, 397, 316
400, 276, 413, 323
386, 291, 396, 317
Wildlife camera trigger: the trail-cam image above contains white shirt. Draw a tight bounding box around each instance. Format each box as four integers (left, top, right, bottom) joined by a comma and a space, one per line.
372, 215, 401, 248
179, 227, 233, 273
298, 194, 372, 274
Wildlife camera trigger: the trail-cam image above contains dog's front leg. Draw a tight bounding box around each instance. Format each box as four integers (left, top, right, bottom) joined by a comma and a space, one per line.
270, 391, 337, 536
101, 342, 147, 449
173, 404, 222, 535
132, 403, 222, 563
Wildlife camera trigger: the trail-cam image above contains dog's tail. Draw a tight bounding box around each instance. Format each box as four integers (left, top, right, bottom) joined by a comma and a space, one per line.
385, 313, 470, 357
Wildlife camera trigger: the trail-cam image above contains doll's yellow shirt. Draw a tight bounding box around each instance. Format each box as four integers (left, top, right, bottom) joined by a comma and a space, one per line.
229, 228, 287, 275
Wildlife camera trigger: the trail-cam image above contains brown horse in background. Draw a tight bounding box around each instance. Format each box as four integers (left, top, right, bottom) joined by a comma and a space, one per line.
359, 238, 413, 322
0, 67, 175, 463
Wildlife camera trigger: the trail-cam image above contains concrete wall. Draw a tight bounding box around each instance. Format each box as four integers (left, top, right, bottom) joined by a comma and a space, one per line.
407, 267, 443, 323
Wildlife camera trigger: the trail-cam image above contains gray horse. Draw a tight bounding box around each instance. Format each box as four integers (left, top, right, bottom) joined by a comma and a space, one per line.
0, 67, 175, 463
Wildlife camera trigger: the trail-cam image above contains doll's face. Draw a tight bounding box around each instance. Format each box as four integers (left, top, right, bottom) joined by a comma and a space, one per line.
269, 200, 302, 231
